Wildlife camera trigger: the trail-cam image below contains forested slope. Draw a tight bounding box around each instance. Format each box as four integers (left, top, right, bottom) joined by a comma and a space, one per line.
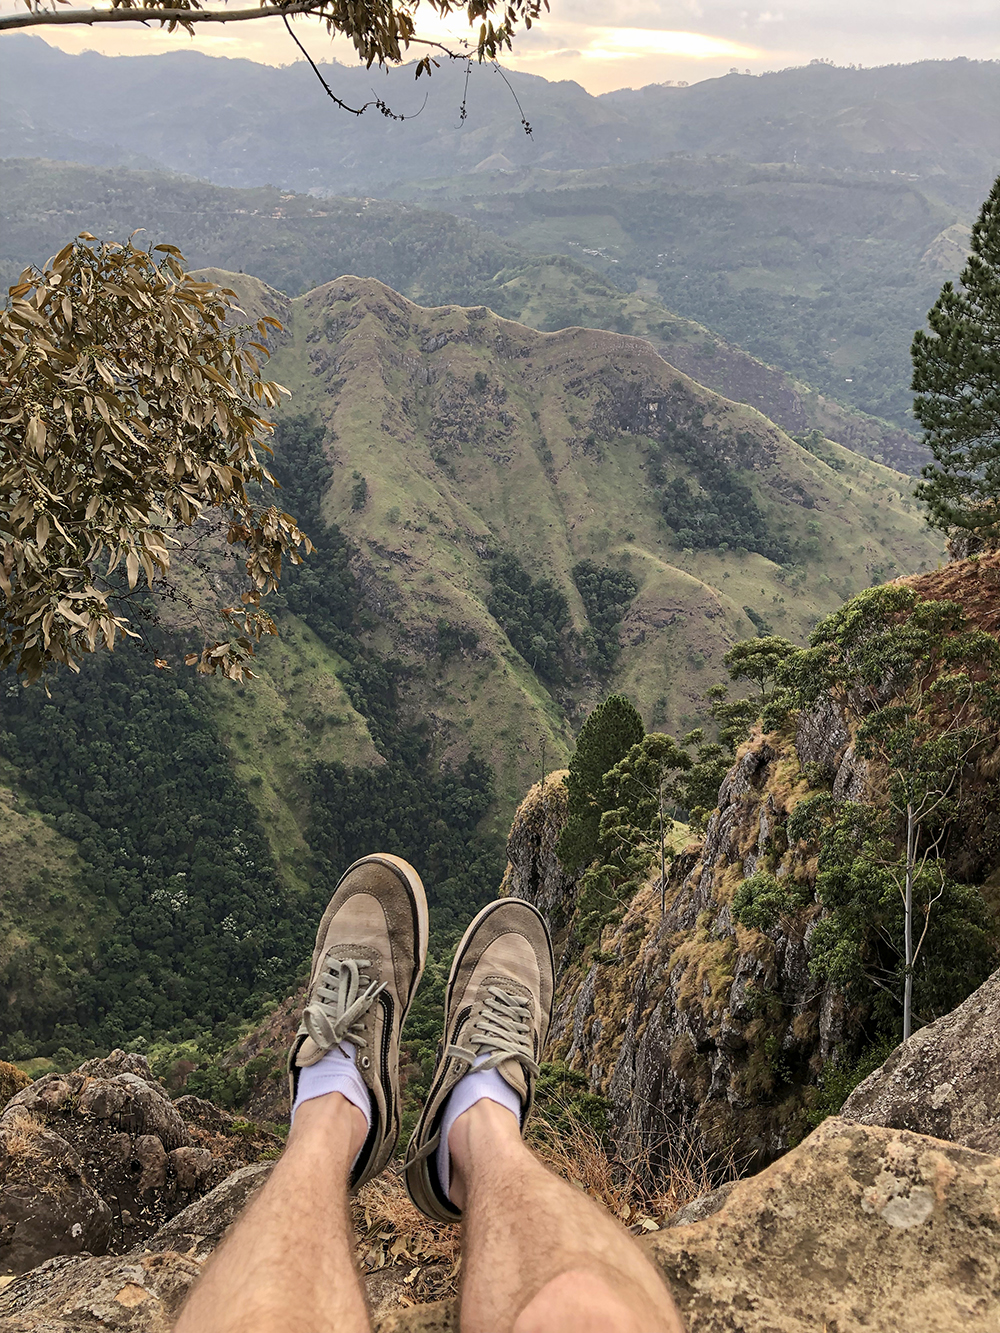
0, 268, 941, 1067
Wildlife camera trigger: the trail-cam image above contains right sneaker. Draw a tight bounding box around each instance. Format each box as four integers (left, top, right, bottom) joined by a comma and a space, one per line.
404, 897, 555, 1223
287, 853, 428, 1191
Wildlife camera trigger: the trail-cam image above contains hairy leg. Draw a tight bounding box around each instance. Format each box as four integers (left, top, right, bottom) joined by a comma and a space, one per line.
451, 1099, 686, 1333
173, 1094, 371, 1333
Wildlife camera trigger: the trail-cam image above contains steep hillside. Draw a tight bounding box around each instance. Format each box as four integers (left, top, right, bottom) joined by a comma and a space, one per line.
0, 269, 941, 1065
245, 271, 939, 798
0, 158, 928, 472
504, 554, 1000, 1170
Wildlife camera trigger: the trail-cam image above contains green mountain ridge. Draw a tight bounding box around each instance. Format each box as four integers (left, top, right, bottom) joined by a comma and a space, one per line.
0, 158, 929, 472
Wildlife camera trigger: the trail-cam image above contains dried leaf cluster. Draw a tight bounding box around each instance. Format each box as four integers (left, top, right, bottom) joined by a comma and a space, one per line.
0, 235, 311, 684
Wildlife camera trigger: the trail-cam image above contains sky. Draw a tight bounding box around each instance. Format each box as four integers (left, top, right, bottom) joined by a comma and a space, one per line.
3, 0, 999, 93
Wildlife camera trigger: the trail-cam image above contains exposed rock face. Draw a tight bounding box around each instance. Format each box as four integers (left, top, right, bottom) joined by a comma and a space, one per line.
500, 774, 575, 972
841, 965, 1000, 1154
377, 1118, 1000, 1333
0, 1052, 280, 1274
518, 736, 844, 1169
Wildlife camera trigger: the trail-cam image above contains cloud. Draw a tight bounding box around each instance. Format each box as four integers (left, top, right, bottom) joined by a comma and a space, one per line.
580, 26, 762, 61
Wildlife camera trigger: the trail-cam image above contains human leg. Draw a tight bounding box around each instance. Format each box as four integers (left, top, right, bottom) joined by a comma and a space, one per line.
174, 854, 429, 1333
450, 1098, 685, 1333
403, 896, 685, 1333
174, 1093, 371, 1333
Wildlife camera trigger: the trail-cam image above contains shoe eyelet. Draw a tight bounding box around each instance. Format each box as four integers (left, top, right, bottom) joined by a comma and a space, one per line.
360, 1056, 371, 1070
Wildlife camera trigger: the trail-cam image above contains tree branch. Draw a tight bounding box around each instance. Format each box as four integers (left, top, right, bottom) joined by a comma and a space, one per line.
0, 3, 325, 31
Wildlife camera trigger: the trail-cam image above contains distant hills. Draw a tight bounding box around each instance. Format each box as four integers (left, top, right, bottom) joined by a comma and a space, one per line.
2, 38, 997, 205
3, 43, 996, 432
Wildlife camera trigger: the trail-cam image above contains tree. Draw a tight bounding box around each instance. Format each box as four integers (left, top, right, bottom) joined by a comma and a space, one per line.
913, 175, 1000, 543
723, 635, 797, 700
794, 583, 1000, 1038
598, 733, 691, 913
0, 0, 546, 106
1, 235, 310, 684
555, 694, 645, 874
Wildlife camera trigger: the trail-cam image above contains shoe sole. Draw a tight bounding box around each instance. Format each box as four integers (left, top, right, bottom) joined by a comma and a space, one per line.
343, 853, 430, 1008
404, 897, 554, 1223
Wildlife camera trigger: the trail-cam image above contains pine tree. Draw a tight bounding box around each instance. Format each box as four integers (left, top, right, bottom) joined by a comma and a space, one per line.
556, 694, 645, 873
913, 175, 1000, 542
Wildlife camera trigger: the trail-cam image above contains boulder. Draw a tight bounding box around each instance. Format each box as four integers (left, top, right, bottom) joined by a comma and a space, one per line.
0, 1120, 113, 1275
841, 965, 1000, 1154
377, 1117, 1000, 1333
645, 1117, 1000, 1332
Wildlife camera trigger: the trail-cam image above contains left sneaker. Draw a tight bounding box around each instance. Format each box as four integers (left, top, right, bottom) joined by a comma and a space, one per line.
287, 853, 428, 1190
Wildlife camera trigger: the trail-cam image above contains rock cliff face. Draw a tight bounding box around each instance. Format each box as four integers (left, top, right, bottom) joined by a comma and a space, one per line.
505, 730, 849, 1170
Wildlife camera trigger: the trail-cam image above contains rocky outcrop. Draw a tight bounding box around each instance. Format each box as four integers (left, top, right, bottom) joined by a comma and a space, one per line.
376, 1118, 1000, 1333
0, 1052, 280, 1274
500, 774, 576, 972
5, 1117, 997, 1333
841, 965, 1000, 1154
519, 735, 842, 1170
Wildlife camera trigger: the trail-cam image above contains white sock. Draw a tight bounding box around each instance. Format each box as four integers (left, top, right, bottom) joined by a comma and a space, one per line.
291, 1042, 372, 1164
435, 1056, 523, 1202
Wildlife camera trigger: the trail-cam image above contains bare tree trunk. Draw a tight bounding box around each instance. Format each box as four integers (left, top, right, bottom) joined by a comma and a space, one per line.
903, 803, 916, 1041
659, 777, 666, 915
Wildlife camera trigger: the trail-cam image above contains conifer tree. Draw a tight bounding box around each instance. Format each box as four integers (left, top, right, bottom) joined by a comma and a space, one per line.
556, 694, 645, 873
913, 176, 1000, 542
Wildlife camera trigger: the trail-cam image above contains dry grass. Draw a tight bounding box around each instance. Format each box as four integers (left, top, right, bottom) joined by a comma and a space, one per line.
348, 1104, 738, 1308
0, 1111, 47, 1159
528, 1103, 737, 1231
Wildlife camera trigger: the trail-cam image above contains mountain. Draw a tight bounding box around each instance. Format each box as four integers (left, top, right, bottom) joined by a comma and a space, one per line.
2, 39, 997, 205
0, 158, 930, 472
0, 268, 940, 1062
398, 156, 975, 429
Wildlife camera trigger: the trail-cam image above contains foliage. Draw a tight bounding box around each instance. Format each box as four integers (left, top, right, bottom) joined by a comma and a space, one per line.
808, 802, 993, 1037
487, 552, 571, 680
6, 0, 545, 79
572, 559, 637, 674
805, 1037, 896, 1129
732, 870, 811, 933
0, 647, 311, 1056
0, 236, 309, 684
556, 695, 645, 874
577, 732, 691, 936
913, 176, 1000, 541
675, 685, 758, 829
307, 753, 499, 936
742, 606, 773, 638
654, 422, 789, 562
723, 635, 797, 700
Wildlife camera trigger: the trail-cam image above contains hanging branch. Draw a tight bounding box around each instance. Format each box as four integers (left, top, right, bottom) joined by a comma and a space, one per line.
282, 13, 426, 120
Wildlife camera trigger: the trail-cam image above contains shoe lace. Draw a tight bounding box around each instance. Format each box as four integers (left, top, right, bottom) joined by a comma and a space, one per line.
301, 953, 385, 1055
446, 984, 539, 1078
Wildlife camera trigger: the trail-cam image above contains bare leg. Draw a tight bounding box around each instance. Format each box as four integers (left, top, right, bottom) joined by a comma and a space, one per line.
451, 1099, 686, 1333
174, 1094, 371, 1333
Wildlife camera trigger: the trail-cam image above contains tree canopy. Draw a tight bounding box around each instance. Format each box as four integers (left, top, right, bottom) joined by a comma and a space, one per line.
1, 235, 310, 684
556, 693, 645, 874
913, 174, 1000, 543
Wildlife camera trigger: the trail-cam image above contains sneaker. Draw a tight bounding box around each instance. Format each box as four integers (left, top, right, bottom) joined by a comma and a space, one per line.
404, 897, 555, 1223
287, 854, 428, 1190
